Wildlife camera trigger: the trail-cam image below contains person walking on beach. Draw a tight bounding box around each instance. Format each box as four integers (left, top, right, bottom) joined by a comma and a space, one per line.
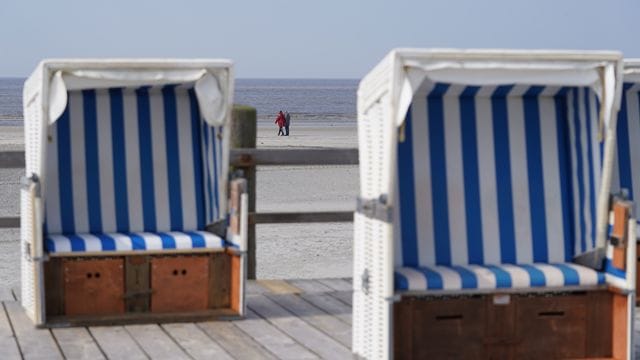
275, 111, 286, 136
284, 111, 291, 136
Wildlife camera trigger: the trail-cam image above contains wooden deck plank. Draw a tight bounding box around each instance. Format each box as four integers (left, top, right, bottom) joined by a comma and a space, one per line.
248, 295, 351, 359
266, 293, 351, 348
162, 323, 233, 360
286, 279, 333, 294
89, 326, 148, 360
317, 278, 352, 292
246, 281, 270, 295
299, 293, 352, 325
255, 280, 301, 294
330, 291, 353, 306
233, 309, 318, 359
125, 324, 191, 359
0, 303, 22, 360
198, 321, 277, 360
4, 302, 62, 359
51, 328, 105, 360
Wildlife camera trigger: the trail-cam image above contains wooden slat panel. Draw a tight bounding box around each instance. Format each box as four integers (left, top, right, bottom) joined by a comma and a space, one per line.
51, 328, 105, 360
44, 258, 64, 316
125, 324, 190, 359
251, 211, 353, 224
266, 293, 351, 347
0, 151, 25, 169
0, 217, 20, 229
209, 253, 231, 309
233, 309, 318, 359
299, 293, 352, 325
586, 291, 613, 357
0, 303, 21, 360
4, 302, 63, 359
230, 254, 241, 313
89, 326, 147, 360
125, 256, 150, 313
162, 323, 233, 360
248, 295, 351, 359
230, 148, 358, 166
612, 293, 628, 360
198, 321, 277, 360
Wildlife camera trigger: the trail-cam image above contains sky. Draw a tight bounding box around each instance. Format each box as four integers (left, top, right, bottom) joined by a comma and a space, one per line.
0, 0, 638, 78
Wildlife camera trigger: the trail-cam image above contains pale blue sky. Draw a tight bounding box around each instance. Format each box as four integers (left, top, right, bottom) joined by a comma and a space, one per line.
0, 0, 637, 78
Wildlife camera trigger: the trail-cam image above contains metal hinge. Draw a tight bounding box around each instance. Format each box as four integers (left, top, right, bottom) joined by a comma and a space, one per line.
21, 173, 41, 198
356, 195, 392, 223
23, 243, 46, 262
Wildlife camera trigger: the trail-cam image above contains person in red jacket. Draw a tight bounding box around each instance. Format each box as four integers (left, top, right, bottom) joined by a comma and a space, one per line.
275, 111, 286, 136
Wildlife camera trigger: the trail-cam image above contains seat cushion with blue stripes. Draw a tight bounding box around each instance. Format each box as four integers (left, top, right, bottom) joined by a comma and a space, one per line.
394, 263, 605, 292
45, 230, 226, 254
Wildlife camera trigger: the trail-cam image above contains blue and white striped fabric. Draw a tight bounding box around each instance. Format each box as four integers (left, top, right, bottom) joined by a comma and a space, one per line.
608, 82, 640, 285
45, 230, 226, 254
44, 85, 224, 253
394, 83, 602, 291
394, 263, 605, 291
612, 83, 640, 214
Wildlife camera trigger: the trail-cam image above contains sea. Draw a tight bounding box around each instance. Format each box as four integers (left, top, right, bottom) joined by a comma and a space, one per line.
0, 78, 358, 126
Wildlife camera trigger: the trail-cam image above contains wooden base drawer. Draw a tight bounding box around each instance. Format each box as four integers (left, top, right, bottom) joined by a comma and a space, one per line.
62, 258, 125, 316
150, 255, 209, 313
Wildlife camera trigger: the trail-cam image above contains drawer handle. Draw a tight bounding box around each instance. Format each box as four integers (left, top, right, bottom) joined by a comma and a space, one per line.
85, 272, 101, 279
172, 269, 189, 276
538, 311, 564, 317
435, 314, 463, 321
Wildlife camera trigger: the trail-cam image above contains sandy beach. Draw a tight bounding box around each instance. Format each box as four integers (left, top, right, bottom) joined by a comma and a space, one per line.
0, 123, 358, 288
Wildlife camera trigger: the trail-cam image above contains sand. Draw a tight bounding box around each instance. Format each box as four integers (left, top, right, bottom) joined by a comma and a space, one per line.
0, 123, 358, 288
255, 123, 358, 279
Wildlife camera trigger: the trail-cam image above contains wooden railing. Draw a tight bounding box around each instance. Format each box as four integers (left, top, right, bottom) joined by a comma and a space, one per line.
0, 148, 358, 229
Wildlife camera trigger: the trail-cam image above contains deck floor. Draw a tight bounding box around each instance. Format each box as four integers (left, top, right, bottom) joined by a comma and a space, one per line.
3, 279, 640, 359
0, 279, 354, 359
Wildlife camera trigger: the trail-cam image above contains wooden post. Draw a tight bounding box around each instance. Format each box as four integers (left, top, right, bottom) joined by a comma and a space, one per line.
230, 105, 257, 279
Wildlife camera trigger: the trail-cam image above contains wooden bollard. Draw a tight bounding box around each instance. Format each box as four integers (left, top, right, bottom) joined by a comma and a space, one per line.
230, 105, 257, 279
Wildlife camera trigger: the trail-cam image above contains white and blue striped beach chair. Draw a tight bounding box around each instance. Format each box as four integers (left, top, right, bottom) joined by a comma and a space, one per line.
21, 60, 247, 326
353, 49, 635, 359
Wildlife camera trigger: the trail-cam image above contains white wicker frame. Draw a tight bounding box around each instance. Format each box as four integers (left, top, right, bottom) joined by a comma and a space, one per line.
353, 49, 634, 359
20, 59, 245, 325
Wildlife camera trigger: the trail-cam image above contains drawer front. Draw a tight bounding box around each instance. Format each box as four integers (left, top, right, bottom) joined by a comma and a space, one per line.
394, 297, 486, 359
151, 256, 209, 312
64, 258, 125, 316
515, 294, 588, 359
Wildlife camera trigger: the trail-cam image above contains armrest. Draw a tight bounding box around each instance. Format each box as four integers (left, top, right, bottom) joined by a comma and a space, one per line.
604, 197, 636, 291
